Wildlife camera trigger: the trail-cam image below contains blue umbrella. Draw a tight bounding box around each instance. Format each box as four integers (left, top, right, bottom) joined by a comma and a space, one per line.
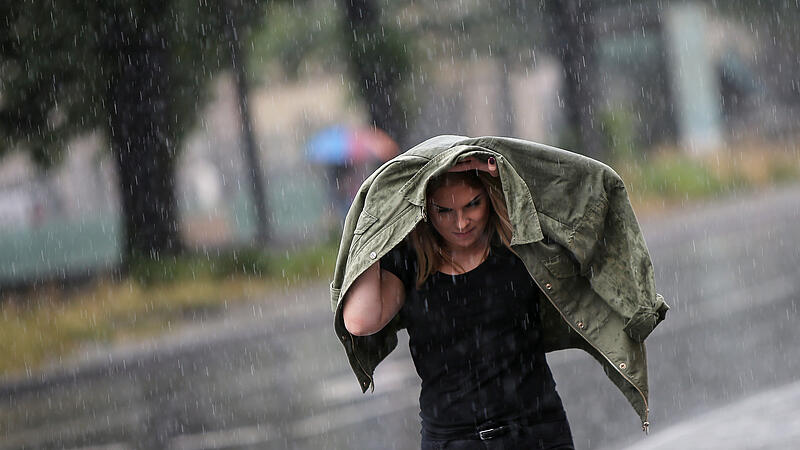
306, 126, 350, 164
306, 125, 398, 164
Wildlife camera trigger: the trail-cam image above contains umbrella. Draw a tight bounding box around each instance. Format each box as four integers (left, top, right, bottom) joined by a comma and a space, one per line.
306, 125, 399, 165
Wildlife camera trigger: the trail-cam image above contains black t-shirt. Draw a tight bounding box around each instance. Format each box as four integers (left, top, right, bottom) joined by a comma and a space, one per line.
380, 240, 567, 430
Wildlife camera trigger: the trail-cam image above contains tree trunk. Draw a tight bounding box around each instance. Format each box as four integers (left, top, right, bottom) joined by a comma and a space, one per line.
106, 5, 181, 265
546, 0, 605, 161
343, 0, 409, 148
223, 0, 270, 245
497, 54, 516, 137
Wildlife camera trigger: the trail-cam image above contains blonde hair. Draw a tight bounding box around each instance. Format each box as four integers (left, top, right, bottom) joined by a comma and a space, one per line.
409, 170, 513, 288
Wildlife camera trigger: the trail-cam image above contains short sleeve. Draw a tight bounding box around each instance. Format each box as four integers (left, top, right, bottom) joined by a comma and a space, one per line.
379, 239, 416, 289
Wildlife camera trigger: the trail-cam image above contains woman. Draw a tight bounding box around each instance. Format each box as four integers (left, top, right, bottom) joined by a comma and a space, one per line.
342, 156, 575, 449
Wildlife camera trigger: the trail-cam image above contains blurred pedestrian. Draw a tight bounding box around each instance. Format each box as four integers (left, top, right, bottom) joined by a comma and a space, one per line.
307, 125, 398, 225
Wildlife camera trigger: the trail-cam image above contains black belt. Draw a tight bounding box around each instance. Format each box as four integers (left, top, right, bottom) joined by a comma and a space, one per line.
422, 416, 567, 441
477, 424, 515, 441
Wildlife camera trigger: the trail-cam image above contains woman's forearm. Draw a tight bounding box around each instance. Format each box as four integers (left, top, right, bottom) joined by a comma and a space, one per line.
343, 261, 405, 336
342, 262, 383, 335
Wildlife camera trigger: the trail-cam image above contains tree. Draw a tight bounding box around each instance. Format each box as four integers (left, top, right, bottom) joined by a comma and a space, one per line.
342, 0, 416, 148
543, 0, 604, 160
402, 0, 548, 137
386, 0, 604, 158
103, 1, 183, 262
242, 0, 419, 148
0, 0, 267, 269
221, 0, 271, 245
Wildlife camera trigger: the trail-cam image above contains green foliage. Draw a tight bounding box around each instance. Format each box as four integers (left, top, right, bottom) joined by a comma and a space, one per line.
616, 145, 800, 211
273, 239, 339, 281
129, 249, 270, 286
0, 1, 103, 166
768, 158, 800, 183
128, 239, 338, 286
250, 1, 344, 80
599, 107, 637, 163
340, 0, 421, 144
396, 0, 545, 64
0, 0, 267, 165
210, 248, 273, 278
248, 0, 424, 143
637, 156, 728, 199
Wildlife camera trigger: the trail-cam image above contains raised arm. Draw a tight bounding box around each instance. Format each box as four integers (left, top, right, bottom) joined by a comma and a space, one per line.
342, 262, 406, 336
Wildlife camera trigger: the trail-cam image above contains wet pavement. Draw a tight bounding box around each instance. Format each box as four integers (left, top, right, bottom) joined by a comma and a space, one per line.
623, 379, 800, 450
1, 184, 799, 449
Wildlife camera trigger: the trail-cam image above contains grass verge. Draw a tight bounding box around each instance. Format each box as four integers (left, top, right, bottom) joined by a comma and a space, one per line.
614, 140, 800, 217
0, 240, 338, 378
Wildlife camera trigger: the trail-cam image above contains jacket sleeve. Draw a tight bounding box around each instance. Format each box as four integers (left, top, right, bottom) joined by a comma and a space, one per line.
576, 172, 669, 342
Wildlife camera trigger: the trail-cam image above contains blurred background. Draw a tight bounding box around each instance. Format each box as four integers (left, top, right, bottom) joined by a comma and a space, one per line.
1, 1, 798, 449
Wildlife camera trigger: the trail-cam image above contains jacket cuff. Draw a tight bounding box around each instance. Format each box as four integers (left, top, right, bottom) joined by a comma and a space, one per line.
330, 282, 342, 312
623, 294, 669, 342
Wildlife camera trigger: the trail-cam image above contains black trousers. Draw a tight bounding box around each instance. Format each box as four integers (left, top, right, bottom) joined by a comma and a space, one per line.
420, 419, 574, 450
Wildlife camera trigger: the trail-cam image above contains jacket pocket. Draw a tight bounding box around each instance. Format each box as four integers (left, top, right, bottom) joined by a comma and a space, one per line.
542, 254, 578, 278
351, 210, 379, 252
537, 241, 578, 279
354, 210, 379, 235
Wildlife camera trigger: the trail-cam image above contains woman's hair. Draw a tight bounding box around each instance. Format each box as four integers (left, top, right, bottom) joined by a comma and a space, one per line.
409, 170, 513, 288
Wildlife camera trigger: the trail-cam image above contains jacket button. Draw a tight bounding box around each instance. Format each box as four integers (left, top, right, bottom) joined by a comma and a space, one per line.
545, 283, 552, 290
577, 321, 585, 329
619, 362, 627, 370
369, 251, 377, 259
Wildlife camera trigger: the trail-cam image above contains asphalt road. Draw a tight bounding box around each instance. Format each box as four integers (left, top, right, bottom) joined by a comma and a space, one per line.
1, 184, 799, 450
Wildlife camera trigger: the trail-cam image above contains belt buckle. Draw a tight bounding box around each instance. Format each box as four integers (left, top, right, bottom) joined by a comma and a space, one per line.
478, 425, 508, 440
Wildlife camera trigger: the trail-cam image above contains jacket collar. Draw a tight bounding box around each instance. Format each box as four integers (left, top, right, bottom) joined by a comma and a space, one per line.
399, 144, 544, 246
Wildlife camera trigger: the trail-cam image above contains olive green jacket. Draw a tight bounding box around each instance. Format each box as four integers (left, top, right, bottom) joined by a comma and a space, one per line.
329, 135, 668, 430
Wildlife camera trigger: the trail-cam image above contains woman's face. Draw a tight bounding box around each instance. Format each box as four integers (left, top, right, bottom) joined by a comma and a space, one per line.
428, 180, 490, 252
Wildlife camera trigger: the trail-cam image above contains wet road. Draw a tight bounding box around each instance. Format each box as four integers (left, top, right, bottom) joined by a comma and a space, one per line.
1, 185, 799, 449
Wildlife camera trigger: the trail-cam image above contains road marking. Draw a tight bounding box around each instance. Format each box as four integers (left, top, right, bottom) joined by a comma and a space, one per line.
0, 409, 144, 450
169, 424, 279, 450
316, 357, 416, 404
291, 388, 419, 439
66, 444, 131, 450
163, 358, 419, 449
164, 386, 418, 449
